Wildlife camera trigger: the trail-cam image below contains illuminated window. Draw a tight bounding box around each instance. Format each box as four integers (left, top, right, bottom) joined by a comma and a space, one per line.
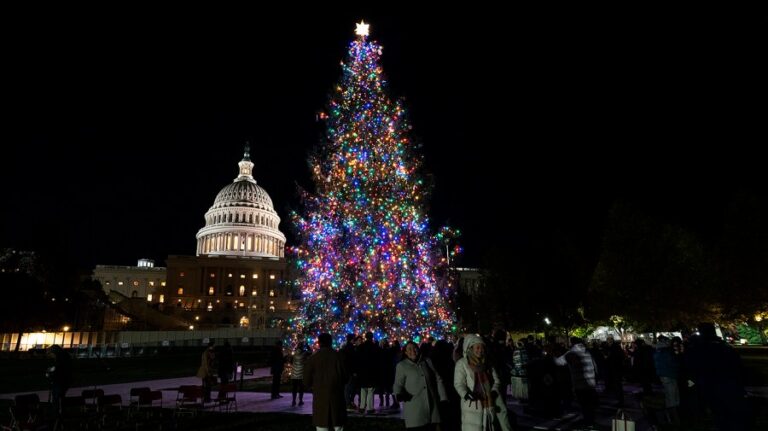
208, 287, 215, 295
239, 302, 245, 308
207, 302, 213, 311
251, 290, 257, 296
161, 281, 166, 287
240, 274, 245, 279
149, 281, 155, 287
239, 285, 245, 296
228, 273, 233, 278
252, 274, 258, 279
210, 273, 215, 278
177, 288, 184, 295
180, 272, 185, 277
147, 294, 153, 302
105, 281, 111, 286
269, 290, 275, 297
269, 305, 275, 312
133, 281, 139, 286
118, 281, 124, 286
269, 274, 275, 280
159, 294, 165, 303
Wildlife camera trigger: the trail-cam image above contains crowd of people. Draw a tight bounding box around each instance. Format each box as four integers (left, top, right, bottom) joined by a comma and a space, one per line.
41, 321, 750, 431
298, 322, 751, 431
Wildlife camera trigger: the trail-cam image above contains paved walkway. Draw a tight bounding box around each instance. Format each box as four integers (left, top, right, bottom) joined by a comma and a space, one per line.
3, 370, 765, 430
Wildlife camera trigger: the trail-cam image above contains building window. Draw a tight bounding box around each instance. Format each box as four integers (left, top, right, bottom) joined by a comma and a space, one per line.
118, 281, 124, 286
269, 305, 275, 312
180, 272, 185, 277
208, 287, 215, 295
177, 288, 184, 295
105, 281, 111, 286
159, 294, 165, 303
161, 281, 166, 287
269, 290, 275, 297
210, 273, 215, 278
228, 273, 233, 278
147, 294, 153, 302
239, 302, 245, 308
149, 281, 155, 287
133, 281, 139, 286
252, 274, 258, 279
269, 274, 275, 280
239, 285, 245, 296
251, 289, 257, 296
240, 274, 245, 279
132, 291, 138, 298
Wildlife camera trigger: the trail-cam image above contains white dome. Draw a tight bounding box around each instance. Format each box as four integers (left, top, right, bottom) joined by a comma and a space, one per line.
196, 145, 286, 258
213, 180, 274, 210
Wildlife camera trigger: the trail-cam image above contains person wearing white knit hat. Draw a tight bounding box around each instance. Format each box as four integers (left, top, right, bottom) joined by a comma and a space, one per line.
453, 335, 513, 431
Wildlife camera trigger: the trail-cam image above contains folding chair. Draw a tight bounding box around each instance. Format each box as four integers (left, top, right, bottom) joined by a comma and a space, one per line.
10, 394, 41, 431
128, 387, 162, 419
174, 386, 203, 417
54, 396, 92, 431
80, 389, 103, 412
213, 383, 238, 412
97, 394, 123, 428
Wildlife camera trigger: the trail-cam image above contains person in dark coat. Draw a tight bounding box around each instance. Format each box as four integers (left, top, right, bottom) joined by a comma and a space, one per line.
685, 323, 750, 431
631, 339, 655, 395
47, 345, 73, 415
304, 333, 349, 431
489, 329, 512, 404
603, 335, 625, 406
356, 332, 380, 414
341, 333, 358, 410
217, 340, 235, 385
268, 340, 285, 399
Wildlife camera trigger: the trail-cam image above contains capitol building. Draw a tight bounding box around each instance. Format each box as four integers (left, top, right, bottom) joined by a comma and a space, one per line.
94, 145, 294, 330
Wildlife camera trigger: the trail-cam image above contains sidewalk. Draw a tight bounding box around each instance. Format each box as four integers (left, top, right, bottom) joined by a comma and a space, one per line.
3, 371, 765, 430
0, 368, 400, 419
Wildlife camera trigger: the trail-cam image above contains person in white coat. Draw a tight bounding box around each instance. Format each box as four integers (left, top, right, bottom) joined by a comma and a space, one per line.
393, 341, 447, 430
454, 335, 513, 431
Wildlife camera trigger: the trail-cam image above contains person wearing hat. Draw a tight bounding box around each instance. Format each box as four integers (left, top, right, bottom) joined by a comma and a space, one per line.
453, 335, 513, 431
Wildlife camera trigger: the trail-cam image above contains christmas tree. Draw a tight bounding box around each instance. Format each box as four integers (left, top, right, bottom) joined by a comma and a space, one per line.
289, 21, 457, 346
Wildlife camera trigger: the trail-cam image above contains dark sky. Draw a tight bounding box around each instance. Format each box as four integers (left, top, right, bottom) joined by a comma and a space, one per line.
2, 7, 765, 271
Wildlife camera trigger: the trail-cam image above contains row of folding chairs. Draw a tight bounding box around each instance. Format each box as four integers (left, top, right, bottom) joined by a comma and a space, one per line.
2, 393, 42, 431
174, 383, 237, 416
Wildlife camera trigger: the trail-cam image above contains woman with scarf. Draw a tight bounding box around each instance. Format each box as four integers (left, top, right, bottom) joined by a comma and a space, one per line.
454, 335, 513, 431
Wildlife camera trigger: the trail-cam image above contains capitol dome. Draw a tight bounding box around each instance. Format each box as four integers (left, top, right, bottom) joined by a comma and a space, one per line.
196, 145, 286, 258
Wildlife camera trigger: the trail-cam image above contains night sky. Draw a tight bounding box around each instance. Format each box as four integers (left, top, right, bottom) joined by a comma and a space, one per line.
2, 8, 765, 271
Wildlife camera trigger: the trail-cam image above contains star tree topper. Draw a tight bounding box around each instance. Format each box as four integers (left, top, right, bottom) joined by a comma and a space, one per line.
355, 20, 370, 37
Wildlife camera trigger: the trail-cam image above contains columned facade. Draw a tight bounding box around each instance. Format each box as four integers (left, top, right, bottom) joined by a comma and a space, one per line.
195, 147, 286, 258
164, 145, 293, 329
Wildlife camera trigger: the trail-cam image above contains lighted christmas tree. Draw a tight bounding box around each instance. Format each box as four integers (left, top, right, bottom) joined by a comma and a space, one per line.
289, 21, 457, 346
